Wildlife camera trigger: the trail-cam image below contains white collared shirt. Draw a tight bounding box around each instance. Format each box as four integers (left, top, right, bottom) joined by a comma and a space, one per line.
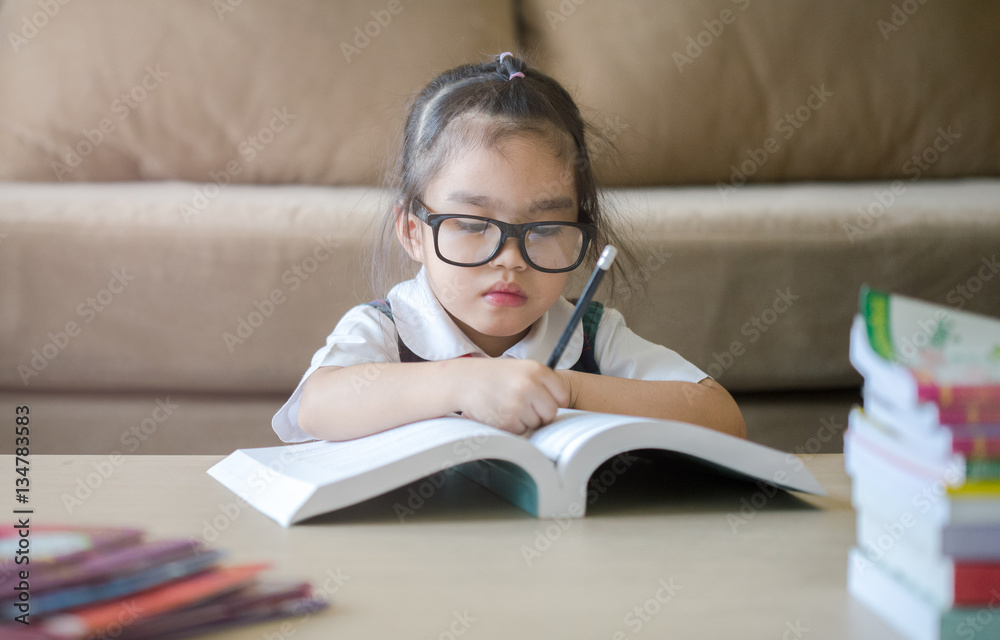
272, 267, 708, 442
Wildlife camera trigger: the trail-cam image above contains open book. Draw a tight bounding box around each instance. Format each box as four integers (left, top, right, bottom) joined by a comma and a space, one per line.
208, 409, 826, 527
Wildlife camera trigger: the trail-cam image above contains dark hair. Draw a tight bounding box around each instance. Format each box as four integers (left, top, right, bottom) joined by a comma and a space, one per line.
370, 52, 645, 309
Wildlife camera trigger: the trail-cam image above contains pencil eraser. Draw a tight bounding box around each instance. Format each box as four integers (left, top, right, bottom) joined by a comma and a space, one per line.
597, 245, 617, 269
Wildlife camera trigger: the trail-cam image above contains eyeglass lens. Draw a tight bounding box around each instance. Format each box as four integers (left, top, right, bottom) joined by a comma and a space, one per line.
436, 217, 584, 270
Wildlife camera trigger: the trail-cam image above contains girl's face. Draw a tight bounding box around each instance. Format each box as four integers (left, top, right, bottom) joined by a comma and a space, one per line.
397, 133, 579, 357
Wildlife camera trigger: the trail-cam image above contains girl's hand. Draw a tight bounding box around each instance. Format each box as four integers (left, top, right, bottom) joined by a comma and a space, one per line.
553, 368, 579, 410
448, 358, 571, 435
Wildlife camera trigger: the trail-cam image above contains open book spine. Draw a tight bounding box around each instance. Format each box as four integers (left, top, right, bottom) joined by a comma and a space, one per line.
452, 460, 546, 517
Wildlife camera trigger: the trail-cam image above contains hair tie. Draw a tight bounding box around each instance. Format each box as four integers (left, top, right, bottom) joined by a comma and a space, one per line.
509, 71, 525, 80
498, 52, 513, 63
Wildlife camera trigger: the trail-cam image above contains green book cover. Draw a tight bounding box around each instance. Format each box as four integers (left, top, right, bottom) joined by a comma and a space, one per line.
858, 285, 1000, 375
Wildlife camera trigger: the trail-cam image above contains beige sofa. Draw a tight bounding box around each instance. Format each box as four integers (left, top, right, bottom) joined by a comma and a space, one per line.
2, 1, 998, 455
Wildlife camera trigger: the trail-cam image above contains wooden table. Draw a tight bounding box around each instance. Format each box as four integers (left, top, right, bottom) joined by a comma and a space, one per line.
3, 453, 904, 639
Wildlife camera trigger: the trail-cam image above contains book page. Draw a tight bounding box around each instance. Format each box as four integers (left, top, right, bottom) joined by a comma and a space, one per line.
529, 409, 635, 462
232, 416, 513, 487
531, 409, 826, 498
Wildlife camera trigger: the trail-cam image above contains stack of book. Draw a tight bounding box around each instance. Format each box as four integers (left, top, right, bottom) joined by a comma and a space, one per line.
846, 286, 1000, 640
0, 526, 326, 639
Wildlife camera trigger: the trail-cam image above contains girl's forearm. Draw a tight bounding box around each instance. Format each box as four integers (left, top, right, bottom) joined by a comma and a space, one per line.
568, 374, 747, 438
297, 360, 463, 441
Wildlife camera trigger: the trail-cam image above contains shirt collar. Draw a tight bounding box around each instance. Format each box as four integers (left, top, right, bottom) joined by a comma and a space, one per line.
386, 266, 585, 368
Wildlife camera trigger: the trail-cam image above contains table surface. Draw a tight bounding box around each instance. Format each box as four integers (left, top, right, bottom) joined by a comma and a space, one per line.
2, 453, 904, 640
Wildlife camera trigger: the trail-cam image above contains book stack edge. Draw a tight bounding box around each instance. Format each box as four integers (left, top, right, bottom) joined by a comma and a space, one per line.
846, 286, 1000, 640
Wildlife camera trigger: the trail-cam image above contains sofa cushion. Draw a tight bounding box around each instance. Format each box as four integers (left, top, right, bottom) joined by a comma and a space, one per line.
2, 180, 998, 395
0, 0, 515, 185
520, 0, 1000, 186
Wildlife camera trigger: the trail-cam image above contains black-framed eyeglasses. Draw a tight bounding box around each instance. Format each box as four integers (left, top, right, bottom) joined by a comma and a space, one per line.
411, 198, 596, 273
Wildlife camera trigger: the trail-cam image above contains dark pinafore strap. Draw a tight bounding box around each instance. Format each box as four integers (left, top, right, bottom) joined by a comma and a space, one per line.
365, 299, 423, 364
365, 298, 603, 374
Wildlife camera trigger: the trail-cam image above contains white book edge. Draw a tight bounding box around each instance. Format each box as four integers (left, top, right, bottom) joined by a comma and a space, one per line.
854, 509, 957, 608
849, 406, 960, 470
207, 424, 555, 527
848, 546, 943, 640
207, 450, 318, 528
844, 415, 966, 489
207, 409, 826, 527
849, 314, 920, 406
864, 386, 948, 433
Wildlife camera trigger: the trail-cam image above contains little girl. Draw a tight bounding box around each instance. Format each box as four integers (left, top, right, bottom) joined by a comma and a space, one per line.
273, 53, 746, 443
